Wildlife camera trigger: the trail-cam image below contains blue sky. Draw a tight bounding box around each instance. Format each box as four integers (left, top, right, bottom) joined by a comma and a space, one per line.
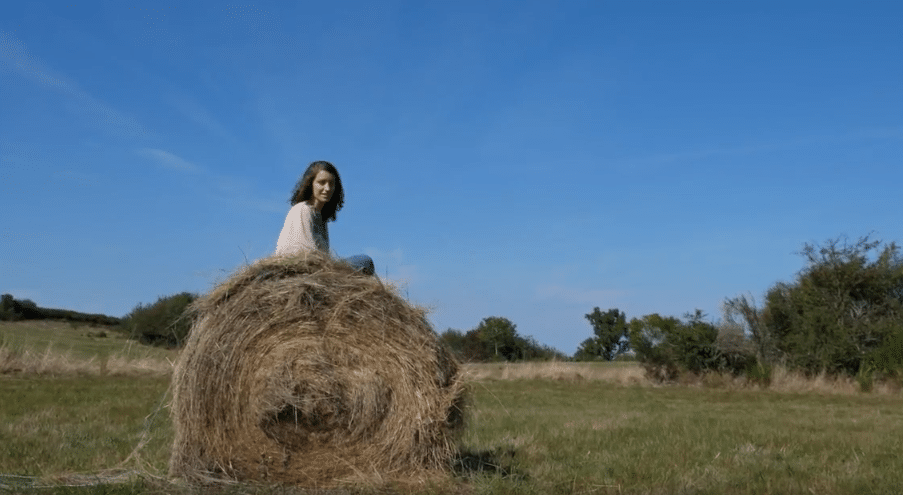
2, 1, 902, 355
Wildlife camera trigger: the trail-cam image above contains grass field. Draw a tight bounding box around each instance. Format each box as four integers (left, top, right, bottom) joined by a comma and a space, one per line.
1, 321, 901, 494
0, 320, 176, 376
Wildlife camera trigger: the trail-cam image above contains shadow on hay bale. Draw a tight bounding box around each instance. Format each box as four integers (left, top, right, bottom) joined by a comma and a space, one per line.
169, 251, 466, 486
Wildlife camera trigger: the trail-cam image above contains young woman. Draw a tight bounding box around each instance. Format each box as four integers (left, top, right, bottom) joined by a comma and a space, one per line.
274, 161, 375, 275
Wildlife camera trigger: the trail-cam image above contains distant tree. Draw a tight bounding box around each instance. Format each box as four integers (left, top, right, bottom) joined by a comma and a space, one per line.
18, 299, 38, 310
0, 294, 16, 321
0, 295, 40, 320
476, 316, 521, 361
452, 316, 565, 362
0, 294, 119, 325
574, 307, 630, 361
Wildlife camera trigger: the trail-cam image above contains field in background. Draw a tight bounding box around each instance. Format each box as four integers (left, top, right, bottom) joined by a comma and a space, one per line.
1, 321, 901, 494
464, 360, 903, 396
463, 360, 645, 385
0, 320, 176, 376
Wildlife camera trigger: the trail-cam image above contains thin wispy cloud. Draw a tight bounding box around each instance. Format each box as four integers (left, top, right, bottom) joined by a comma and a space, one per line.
136, 147, 283, 214
138, 147, 202, 173
169, 95, 233, 140
0, 30, 151, 139
1, 30, 74, 93
3, 1, 901, 355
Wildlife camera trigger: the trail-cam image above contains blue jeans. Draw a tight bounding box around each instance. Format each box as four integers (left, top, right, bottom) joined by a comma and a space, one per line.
343, 254, 375, 276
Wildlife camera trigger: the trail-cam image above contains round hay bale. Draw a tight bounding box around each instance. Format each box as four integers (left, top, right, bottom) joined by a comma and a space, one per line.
168, 251, 466, 485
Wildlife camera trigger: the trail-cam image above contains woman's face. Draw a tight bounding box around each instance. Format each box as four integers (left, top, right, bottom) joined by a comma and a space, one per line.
309, 169, 335, 210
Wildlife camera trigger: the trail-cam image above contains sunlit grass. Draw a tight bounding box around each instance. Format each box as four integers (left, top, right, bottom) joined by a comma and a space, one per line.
0, 376, 172, 478
462, 360, 646, 386
2, 373, 900, 494
460, 378, 902, 494
0, 321, 175, 376
1, 331, 901, 494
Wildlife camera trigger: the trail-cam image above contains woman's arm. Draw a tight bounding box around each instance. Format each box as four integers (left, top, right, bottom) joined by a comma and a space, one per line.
275, 203, 320, 255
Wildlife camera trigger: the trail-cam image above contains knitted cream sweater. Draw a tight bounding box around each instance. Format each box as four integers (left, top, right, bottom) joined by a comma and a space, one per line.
274, 202, 329, 255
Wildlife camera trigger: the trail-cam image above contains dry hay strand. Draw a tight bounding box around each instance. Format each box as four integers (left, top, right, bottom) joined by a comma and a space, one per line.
168, 251, 466, 486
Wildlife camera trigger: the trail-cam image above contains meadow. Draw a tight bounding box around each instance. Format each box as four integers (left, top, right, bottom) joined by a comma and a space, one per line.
1, 320, 901, 494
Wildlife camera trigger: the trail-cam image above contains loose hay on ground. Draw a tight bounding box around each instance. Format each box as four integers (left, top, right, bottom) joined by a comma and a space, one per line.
169, 252, 466, 486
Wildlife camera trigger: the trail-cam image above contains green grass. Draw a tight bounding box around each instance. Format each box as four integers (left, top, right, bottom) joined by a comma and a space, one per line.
1, 325, 901, 494
1, 373, 900, 494
0, 320, 174, 363
460, 379, 902, 494
0, 376, 172, 479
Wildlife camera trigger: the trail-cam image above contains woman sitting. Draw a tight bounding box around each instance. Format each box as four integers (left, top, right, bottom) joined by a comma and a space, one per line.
274, 160, 375, 275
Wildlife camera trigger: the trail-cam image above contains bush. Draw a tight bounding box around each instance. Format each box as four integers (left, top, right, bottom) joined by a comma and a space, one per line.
714, 316, 759, 376
628, 313, 684, 382
723, 294, 777, 363
629, 310, 752, 382
745, 361, 773, 387
864, 322, 903, 379
763, 236, 903, 376
121, 292, 197, 348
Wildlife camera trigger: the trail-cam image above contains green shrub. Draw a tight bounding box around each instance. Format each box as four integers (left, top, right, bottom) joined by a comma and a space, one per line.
628, 313, 684, 382
614, 353, 638, 362
630, 310, 752, 382
763, 236, 903, 376
865, 322, 903, 379
745, 361, 773, 387
121, 292, 197, 348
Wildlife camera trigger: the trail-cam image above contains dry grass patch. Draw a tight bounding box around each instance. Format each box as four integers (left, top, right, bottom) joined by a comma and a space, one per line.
463, 361, 646, 385
0, 320, 176, 377
0, 345, 173, 376
465, 361, 902, 397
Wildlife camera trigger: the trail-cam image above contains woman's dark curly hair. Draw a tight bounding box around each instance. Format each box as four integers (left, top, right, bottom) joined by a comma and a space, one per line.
289, 161, 344, 222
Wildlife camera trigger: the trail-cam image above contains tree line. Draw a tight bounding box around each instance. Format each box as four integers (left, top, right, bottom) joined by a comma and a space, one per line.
0, 294, 120, 326
723, 236, 903, 381
438, 316, 568, 362
571, 235, 903, 385
7, 235, 902, 383
0, 291, 195, 348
